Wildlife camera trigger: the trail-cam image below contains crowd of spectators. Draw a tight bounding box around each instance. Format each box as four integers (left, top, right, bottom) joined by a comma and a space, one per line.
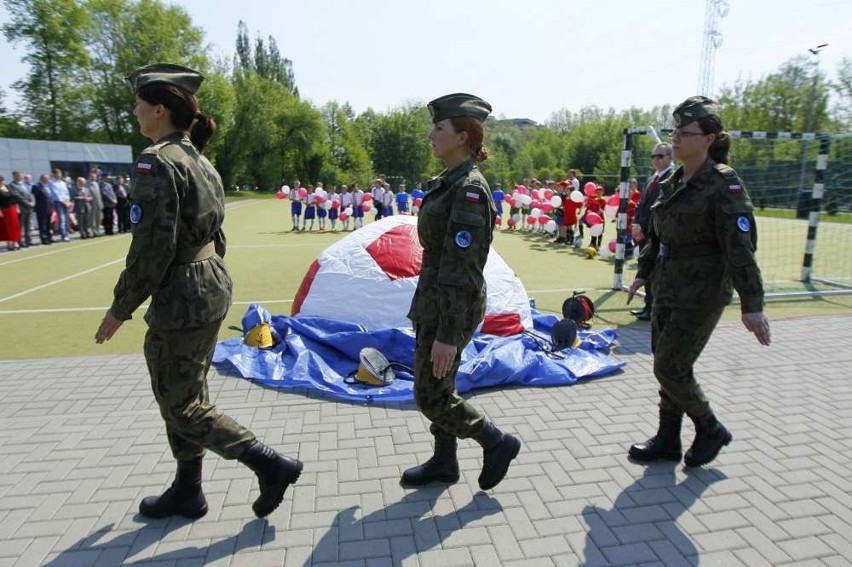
0, 167, 130, 250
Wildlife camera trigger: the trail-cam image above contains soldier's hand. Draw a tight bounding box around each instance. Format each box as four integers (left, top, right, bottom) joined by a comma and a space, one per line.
626, 278, 646, 305
95, 310, 124, 344
742, 312, 771, 346
431, 340, 458, 380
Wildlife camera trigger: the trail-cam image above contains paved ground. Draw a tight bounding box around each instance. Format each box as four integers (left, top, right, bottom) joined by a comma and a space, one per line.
1, 315, 851, 567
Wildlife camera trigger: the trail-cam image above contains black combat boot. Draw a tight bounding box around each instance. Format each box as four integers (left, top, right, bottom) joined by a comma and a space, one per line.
139, 459, 208, 519
475, 422, 521, 490
684, 413, 732, 467
628, 412, 683, 462
239, 441, 303, 518
400, 436, 460, 486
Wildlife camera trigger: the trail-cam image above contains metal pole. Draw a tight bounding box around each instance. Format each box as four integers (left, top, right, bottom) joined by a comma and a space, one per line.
796, 44, 827, 217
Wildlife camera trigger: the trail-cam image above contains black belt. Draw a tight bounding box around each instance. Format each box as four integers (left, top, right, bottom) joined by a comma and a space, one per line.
421, 253, 440, 268
658, 241, 721, 259
174, 241, 216, 264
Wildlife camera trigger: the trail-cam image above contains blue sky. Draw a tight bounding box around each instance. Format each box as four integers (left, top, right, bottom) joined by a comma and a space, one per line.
1, 0, 850, 123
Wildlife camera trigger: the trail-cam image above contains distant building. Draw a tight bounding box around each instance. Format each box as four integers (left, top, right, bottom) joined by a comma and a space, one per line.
0, 137, 133, 179
486, 117, 539, 128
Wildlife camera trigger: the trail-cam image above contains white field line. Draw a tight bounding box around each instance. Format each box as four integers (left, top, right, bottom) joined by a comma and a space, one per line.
0, 298, 294, 315
0, 199, 261, 268
0, 258, 127, 304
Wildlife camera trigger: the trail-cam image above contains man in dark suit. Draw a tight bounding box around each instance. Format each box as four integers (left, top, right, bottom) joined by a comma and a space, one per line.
630, 142, 673, 320
30, 173, 54, 245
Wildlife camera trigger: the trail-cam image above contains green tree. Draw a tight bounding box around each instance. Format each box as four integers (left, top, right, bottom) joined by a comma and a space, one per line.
2, 0, 90, 139
234, 20, 297, 94
321, 101, 372, 185
221, 73, 323, 190
82, 0, 209, 152
369, 104, 433, 184
0, 88, 28, 137
832, 57, 852, 129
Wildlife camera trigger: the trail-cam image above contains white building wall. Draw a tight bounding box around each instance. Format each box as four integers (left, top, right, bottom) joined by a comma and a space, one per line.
0, 137, 133, 177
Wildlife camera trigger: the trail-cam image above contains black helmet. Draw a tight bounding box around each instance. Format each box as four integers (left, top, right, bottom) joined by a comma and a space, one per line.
551, 318, 579, 350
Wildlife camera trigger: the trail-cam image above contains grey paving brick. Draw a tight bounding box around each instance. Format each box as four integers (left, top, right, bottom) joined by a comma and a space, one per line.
1, 316, 851, 566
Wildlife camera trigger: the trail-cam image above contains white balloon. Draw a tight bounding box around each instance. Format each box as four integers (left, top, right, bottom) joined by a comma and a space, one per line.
522, 194, 533, 206
323, 200, 332, 210
549, 195, 562, 208
599, 244, 611, 258
511, 214, 521, 224
590, 223, 605, 237
281, 185, 290, 193
544, 220, 558, 234
604, 205, 618, 220
345, 207, 353, 215
570, 190, 584, 203
530, 208, 542, 218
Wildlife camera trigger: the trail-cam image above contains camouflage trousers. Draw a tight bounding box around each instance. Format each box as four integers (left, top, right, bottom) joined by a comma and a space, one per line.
413, 324, 485, 440
651, 304, 725, 419
144, 318, 256, 462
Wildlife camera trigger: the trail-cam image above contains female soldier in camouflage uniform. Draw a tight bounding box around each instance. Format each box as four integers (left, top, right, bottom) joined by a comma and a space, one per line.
402, 93, 521, 490
95, 63, 302, 520
627, 96, 771, 468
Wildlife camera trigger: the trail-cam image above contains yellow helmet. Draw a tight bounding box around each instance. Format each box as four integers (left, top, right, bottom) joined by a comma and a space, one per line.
584, 246, 598, 259
244, 323, 274, 349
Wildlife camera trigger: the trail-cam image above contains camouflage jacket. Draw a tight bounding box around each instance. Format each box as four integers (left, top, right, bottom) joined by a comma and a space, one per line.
110, 132, 232, 329
407, 159, 496, 345
637, 157, 764, 313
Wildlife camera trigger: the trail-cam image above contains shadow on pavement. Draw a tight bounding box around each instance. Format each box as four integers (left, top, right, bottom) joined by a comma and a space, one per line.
580, 463, 727, 566
43, 515, 272, 566
303, 485, 503, 566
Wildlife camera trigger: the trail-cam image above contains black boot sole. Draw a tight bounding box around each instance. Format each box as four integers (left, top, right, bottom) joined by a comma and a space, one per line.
400, 470, 460, 487
627, 448, 682, 463
684, 431, 733, 467
479, 434, 521, 490
252, 459, 303, 518
139, 495, 208, 519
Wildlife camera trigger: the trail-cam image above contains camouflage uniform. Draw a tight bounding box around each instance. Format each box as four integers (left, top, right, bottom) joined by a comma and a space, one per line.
406, 158, 496, 439
637, 156, 764, 418
110, 131, 255, 461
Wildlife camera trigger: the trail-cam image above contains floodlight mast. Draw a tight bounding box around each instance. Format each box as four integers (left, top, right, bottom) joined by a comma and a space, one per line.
697, 0, 729, 97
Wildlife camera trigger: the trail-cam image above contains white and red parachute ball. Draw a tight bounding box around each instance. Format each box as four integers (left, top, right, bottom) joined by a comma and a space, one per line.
291, 216, 533, 335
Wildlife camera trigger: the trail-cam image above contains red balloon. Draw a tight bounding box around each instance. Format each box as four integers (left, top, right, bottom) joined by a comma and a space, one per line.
585, 212, 603, 225
414, 197, 423, 207
363, 193, 373, 202
297, 187, 308, 199
507, 218, 516, 228
495, 215, 502, 226
526, 216, 537, 225
504, 196, 514, 207
607, 194, 620, 207
315, 195, 326, 204
530, 199, 541, 210
339, 213, 349, 221
537, 214, 551, 225
541, 203, 554, 214
361, 203, 372, 212
608, 238, 617, 253
275, 190, 286, 200
543, 189, 554, 200
331, 200, 340, 209
583, 182, 597, 197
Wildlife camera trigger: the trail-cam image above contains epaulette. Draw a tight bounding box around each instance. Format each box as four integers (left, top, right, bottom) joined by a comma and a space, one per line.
713, 163, 739, 182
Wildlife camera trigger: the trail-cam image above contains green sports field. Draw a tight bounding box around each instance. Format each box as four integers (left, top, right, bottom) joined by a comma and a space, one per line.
0, 195, 850, 360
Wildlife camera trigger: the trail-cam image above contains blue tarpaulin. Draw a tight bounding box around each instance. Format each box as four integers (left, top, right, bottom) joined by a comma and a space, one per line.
213, 307, 625, 404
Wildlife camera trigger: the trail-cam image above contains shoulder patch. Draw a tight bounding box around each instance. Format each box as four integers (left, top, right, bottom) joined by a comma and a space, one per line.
136, 161, 152, 175
130, 203, 143, 224
454, 230, 473, 248
737, 216, 750, 232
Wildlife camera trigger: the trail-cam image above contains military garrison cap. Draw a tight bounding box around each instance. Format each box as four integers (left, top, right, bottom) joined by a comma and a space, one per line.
125, 63, 204, 95
672, 95, 719, 127
427, 93, 492, 123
